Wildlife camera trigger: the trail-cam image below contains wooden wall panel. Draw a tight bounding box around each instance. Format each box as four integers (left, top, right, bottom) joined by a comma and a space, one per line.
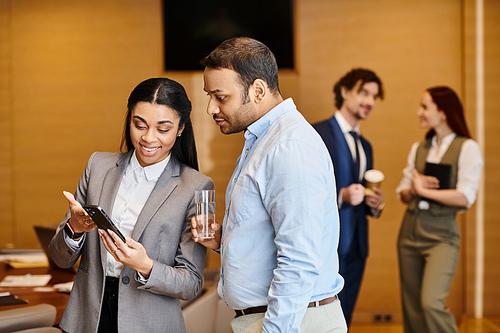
463, 0, 478, 317
482, 0, 500, 316
0, 0, 14, 249
7, 0, 162, 247
463, 0, 500, 318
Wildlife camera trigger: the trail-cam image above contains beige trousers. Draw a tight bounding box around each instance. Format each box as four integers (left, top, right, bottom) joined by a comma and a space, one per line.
230, 299, 347, 333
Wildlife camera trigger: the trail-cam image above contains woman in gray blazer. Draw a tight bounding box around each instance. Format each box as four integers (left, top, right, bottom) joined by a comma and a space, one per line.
49, 78, 214, 333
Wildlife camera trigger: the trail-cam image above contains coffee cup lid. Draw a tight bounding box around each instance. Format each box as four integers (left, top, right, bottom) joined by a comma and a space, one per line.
364, 169, 384, 182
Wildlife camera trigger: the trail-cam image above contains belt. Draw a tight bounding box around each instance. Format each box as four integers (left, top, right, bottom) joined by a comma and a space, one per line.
234, 295, 337, 318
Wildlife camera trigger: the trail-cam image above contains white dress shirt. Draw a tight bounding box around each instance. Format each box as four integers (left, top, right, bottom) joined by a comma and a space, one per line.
335, 111, 367, 208
106, 152, 170, 277
65, 151, 170, 277
334, 112, 367, 181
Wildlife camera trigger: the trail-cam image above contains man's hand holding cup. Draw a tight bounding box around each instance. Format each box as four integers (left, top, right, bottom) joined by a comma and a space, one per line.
364, 169, 384, 196
364, 169, 385, 212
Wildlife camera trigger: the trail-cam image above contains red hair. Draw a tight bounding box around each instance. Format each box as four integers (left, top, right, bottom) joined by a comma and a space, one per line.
425, 86, 471, 139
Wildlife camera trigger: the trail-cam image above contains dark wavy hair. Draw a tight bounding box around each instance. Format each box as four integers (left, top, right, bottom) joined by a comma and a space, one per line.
333, 68, 384, 109
200, 37, 280, 101
120, 78, 199, 170
425, 86, 471, 140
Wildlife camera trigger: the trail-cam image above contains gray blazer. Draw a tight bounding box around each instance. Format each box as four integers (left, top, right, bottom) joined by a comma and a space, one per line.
49, 151, 213, 333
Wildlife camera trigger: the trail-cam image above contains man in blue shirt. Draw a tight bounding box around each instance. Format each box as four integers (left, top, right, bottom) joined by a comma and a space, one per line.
192, 37, 347, 333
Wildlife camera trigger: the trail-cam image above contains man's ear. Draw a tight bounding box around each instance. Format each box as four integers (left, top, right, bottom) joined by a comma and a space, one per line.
251, 79, 267, 103
340, 86, 349, 99
341, 80, 362, 99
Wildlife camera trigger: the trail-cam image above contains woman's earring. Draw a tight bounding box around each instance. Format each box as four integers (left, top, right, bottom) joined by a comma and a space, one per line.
177, 133, 181, 137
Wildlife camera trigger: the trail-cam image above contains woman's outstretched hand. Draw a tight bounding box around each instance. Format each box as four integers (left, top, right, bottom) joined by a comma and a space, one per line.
62, 191, 96, 235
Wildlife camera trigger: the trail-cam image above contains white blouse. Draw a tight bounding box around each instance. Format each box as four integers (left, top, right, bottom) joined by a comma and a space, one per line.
396, 133, 483, 207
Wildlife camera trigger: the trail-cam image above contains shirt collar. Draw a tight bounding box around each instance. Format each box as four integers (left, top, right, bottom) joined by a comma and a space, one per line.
334, 111, 360, 134
245, 98, 295, 141
127, 151, 171, 181
431, 132, 457, 148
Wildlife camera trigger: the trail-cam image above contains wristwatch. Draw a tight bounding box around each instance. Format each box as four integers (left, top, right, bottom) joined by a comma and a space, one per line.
64, 219, 85, 240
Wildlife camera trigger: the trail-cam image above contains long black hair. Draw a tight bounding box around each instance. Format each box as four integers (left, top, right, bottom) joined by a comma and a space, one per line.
120, 78, 199, 170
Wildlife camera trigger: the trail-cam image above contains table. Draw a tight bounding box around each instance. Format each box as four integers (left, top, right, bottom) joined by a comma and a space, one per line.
0, 261, 75, 325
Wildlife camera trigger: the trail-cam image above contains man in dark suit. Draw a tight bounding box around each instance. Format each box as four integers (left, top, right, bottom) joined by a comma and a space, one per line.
313, 68, 385, 327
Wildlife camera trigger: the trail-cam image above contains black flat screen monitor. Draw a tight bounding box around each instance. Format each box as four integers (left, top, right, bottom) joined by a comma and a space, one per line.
163, 0, 294, 71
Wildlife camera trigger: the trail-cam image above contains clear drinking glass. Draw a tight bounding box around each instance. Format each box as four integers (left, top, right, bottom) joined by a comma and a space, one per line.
194, 190, 215, 240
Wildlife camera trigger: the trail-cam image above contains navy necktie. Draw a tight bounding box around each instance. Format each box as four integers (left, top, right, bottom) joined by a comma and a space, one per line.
349, 131, 360, 182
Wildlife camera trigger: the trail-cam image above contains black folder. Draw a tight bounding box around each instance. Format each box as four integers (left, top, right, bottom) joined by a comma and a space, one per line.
0, 294, 28, 306
424, 162, 452, 189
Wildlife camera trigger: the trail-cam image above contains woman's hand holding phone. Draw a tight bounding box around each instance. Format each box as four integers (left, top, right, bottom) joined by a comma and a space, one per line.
98, 229, 154, 278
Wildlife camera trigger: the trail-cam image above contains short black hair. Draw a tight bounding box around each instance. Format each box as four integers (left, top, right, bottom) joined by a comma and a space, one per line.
333, 68, 384, 109
201, 37, 280, 100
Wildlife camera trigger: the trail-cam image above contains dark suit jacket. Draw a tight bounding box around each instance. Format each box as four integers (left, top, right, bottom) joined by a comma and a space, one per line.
49, 151, 213, 333
313, 117, 373, 258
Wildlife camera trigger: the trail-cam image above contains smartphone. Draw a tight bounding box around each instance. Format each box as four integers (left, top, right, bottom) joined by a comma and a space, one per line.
82, 205, 126, 243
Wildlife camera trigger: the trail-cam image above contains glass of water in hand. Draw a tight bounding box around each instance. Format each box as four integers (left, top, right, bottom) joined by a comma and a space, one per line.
194, 190, 215, 240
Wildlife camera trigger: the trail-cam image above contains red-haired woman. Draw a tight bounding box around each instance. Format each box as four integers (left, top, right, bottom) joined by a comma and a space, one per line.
396, 86, 483, 333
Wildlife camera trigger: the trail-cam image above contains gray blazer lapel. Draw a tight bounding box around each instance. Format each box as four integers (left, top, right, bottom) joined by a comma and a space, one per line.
99, 151, 131, 267
131, 158, 181, 240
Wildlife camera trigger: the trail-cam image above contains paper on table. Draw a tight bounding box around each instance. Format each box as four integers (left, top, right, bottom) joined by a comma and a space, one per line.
53, 281, 74, 293
7, 261, 49, 269
0, 253, 48, 263
0, 274, 52, 287
0, 252, 49, 268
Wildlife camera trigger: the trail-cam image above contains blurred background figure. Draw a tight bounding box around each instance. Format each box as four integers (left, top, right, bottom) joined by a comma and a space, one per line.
313, 68, 385, 327
396, 86, 483, 333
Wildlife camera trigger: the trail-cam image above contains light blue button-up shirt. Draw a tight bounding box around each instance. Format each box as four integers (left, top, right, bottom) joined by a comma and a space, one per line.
218, 98, 344, 332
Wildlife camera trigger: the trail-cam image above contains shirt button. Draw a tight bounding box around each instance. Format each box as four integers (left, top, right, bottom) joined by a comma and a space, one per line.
122, 276, 130, 284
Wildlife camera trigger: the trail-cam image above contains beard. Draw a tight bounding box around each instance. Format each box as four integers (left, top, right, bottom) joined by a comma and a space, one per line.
220, 96, 258, 135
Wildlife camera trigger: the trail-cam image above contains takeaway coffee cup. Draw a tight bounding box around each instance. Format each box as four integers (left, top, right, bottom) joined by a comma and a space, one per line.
364, 169, 384, 196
